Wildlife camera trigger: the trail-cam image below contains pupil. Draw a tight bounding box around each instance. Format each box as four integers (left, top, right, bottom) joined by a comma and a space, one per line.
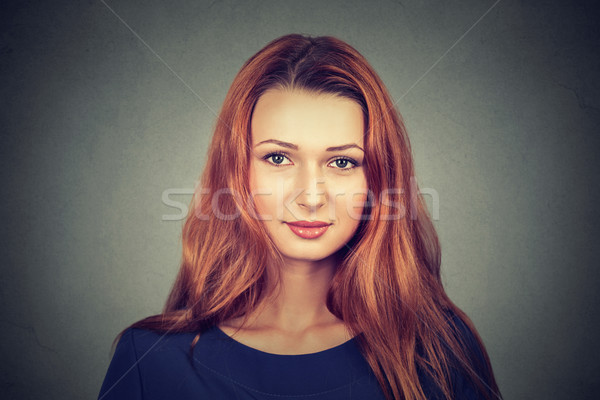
273, 155, 283, 164
337, 159, 348, 168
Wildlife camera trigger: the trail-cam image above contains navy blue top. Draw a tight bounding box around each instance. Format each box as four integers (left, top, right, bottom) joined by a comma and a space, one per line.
98, 324, 490, 399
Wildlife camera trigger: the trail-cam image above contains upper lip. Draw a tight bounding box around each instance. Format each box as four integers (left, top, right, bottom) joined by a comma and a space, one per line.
285, 221, 331, 228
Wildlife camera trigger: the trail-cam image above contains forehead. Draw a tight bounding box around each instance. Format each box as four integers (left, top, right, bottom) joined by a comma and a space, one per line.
250, 88, 365, 148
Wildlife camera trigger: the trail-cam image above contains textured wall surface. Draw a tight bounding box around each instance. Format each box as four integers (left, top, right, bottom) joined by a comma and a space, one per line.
1, 0, 599, 399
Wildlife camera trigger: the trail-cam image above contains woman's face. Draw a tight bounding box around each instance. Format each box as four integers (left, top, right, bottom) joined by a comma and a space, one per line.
249, 88, 368, 263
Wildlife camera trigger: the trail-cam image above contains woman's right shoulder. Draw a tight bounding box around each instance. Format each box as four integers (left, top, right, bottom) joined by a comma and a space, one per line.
111, 327, 157, 355
115, 326, 203, 355
99, 328, 148, 399
99, 327, 211, 399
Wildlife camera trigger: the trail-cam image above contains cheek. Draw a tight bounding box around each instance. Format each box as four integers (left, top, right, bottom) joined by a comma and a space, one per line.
249, 166, 279, 216
330, 176, 368, 222
249, 165, 265, 212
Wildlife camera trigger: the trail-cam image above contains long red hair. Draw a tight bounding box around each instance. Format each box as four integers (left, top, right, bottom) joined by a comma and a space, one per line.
115, 34, 501, 400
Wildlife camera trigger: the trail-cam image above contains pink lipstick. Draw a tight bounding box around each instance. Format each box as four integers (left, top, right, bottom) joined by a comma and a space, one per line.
285, 221, 331, 239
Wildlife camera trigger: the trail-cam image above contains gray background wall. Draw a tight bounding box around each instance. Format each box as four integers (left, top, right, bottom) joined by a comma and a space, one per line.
2, 0, 599, 399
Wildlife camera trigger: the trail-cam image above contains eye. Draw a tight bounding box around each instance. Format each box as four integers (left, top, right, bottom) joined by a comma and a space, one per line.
263, 152, 292, 166
329, 157, 358, 170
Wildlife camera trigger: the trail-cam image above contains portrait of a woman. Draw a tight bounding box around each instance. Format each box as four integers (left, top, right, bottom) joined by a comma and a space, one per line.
98, 33, 501, 400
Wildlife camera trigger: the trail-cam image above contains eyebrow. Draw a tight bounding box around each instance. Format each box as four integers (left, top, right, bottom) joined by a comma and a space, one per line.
255, 139, 364, 152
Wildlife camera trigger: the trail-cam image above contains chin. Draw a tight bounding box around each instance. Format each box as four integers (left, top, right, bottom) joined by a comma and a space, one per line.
279, 243, 346, 264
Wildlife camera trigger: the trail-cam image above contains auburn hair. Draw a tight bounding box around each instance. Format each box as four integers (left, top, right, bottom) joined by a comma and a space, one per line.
114, 34, 501, 400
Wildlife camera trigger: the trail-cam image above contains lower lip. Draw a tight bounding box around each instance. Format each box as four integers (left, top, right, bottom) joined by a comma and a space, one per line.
285, 224, 330, 239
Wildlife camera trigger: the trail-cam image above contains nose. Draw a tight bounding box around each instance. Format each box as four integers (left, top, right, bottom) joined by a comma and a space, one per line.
295, 165, 326, 211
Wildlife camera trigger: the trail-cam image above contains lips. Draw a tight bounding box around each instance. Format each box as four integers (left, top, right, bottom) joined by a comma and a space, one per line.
285, 221, 331, 239
286, 221, 330, 228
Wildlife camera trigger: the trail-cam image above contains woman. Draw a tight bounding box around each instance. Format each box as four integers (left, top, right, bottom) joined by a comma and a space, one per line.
98, 34, 502, 400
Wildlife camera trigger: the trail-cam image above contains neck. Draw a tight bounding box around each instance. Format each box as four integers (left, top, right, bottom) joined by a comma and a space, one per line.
253, 254, 341, 333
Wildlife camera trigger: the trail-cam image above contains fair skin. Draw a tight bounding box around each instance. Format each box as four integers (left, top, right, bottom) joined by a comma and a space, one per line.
218, 88, 368, 355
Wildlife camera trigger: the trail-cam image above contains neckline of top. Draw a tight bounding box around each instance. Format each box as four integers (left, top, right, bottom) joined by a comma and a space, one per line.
213, 325, 360, 357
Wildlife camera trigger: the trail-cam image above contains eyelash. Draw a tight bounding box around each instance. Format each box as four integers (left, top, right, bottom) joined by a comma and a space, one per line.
262, 152, 359, 170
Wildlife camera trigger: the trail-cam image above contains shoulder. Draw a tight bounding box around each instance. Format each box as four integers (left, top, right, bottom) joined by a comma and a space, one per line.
98, 327, 204, 399
445, 311, 499, 399
119, 327, 203, 367
447, 312, 483, 355
109, 328, 166, 361
415, 310, 498, 399
446, 312, 487, 368
98, 328, 145, 399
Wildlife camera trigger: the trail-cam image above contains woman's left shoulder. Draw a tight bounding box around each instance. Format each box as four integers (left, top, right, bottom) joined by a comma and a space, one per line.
445, 311, 500, 399
446, 312, 481, 350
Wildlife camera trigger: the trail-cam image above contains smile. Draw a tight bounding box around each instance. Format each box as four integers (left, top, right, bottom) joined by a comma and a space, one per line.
285, 221, 331, 239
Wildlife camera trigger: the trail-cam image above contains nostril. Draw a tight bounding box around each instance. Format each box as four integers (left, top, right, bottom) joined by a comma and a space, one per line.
296, 188, 326, 208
